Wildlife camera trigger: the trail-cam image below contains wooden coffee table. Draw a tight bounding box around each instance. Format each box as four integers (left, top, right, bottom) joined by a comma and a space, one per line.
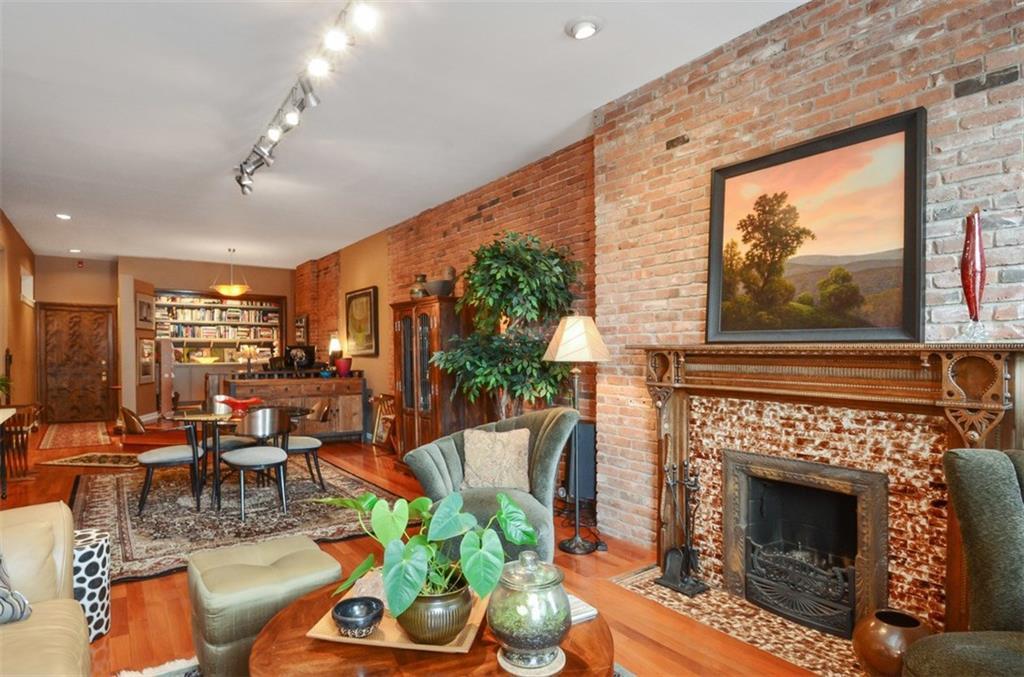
250, 582, 615, 676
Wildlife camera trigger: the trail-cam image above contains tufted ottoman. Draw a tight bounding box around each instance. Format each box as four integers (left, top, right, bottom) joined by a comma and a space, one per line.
187, 535, 341, 677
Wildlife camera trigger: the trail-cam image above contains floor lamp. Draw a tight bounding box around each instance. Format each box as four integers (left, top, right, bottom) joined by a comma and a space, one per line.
543, 314, 610, 555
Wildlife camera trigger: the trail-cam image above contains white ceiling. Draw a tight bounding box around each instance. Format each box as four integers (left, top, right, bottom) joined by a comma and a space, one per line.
1, 1, 802, 269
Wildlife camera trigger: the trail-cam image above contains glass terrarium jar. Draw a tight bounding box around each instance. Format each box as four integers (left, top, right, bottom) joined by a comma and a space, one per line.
486, 551, 571, 672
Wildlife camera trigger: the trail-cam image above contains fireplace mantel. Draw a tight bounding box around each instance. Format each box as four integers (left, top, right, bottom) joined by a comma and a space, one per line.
630, 341, 1023, 630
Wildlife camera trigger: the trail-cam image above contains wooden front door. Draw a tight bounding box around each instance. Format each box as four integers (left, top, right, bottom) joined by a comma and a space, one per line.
38, 304, 116, 422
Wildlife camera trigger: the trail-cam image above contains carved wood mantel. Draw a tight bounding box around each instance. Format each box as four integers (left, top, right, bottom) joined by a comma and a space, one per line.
630, 342, 1024, 630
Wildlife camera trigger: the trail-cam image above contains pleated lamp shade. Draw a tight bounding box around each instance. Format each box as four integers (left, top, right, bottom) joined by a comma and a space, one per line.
543, 315, 610, 363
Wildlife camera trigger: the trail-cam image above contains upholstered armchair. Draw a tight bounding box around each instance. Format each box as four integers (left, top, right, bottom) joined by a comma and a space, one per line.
405, 407, 579, 562
903, 449, 1024, 676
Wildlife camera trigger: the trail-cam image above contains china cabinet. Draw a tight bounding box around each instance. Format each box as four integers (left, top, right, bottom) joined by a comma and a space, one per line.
391, 296, 465, 455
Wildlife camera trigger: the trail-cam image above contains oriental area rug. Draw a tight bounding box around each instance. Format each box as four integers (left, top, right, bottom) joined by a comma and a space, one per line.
39, 422, 112, 450
614, 566, 860, 677
41, 452, 139, 469
70, 458, 398, 581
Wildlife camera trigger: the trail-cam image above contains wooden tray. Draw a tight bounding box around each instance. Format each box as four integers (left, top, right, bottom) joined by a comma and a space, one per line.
306, 582, 488, 654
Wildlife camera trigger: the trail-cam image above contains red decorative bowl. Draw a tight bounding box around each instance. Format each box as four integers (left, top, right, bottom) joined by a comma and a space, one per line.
221, 396, 263, 414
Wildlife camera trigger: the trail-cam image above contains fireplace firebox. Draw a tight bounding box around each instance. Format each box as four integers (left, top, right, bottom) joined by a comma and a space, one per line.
745, 477, 858, 636
723, 450, 888, 639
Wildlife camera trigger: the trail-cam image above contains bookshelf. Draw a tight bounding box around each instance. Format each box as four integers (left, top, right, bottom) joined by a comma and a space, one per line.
155, 290, 284, 363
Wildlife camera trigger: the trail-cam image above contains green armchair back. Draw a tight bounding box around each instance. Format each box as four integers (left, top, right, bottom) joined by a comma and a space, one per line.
903, 449, 1024, 676
405, 407, 579, 562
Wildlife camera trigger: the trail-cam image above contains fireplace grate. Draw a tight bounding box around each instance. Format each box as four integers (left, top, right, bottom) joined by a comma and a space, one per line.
745, 539, 856, 638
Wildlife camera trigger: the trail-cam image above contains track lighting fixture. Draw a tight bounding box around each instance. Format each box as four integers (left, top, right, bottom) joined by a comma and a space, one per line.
253, 143, 275, 166
233, 2, 381, 195
299, 76, 320, 108
324, 28, 349, 51
353, 3, 378, 32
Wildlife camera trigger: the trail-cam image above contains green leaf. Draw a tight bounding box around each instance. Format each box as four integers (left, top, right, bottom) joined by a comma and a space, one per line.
332, 553, 375, 596
459, 529, 504, 597
382, 540, 428, 616
314, 492, 379, 514
427, 493, 477, 541
408, 496, 433, 520
495, 492, 538, 546
371, 498, 409, 544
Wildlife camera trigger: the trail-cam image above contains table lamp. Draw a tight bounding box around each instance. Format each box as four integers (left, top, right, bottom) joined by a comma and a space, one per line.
543, 314, 610, 555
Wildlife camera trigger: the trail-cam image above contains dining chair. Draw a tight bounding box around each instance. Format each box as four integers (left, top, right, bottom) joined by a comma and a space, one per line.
219, 407, 289, 520
137, 425, 204, 515
282, 398, 330, 491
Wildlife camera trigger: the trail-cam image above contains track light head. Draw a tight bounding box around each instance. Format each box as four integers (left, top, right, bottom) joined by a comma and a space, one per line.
299, 77, 320, 108
284, 108, 300, 127
267, 125, 282, 142
253, 143, 274, 166
307, 57, 330, 78
325, 28, 349, 52
353, 3, 378, 33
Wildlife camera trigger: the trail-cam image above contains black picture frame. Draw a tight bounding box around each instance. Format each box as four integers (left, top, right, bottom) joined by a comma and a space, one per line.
706, 108, 925, 343
345, 286, 379, 357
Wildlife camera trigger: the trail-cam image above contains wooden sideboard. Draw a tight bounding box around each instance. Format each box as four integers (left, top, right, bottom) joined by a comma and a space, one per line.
225, 376, 366, 439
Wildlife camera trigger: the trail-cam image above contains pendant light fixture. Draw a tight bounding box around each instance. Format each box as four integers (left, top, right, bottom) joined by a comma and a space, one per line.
210, 248, 251, 297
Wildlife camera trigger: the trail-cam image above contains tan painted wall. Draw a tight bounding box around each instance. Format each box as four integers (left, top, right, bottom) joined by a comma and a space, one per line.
337, 231, 391, 396
35, 256, 118, 305
0, 210, 37, 404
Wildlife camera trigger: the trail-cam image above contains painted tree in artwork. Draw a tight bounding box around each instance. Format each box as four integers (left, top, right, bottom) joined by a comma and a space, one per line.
736, 192, 814, 310
818, 267, 865, 314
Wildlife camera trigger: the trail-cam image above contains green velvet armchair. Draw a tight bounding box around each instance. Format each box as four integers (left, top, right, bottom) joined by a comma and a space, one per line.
903, 449, 1024, 677
404, 407, 579, 562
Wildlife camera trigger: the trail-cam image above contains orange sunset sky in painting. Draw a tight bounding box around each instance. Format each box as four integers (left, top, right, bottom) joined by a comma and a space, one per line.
723, 132, 905, 257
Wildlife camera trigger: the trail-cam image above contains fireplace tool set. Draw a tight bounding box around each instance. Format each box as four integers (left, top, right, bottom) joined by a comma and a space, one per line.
655, 461, 709, 596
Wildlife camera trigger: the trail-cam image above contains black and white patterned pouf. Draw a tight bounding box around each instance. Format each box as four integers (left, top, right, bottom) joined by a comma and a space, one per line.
72, 529, 111, 642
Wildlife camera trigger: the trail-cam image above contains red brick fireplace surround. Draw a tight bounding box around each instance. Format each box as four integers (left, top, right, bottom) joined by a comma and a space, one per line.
635, 343, 1023, 630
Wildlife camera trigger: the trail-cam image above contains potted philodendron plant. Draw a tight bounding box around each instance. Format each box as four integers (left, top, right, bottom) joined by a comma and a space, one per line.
319, 491, 537, 645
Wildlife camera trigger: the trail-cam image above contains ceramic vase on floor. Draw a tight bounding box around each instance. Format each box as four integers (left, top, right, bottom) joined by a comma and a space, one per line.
852, 608, 932, 676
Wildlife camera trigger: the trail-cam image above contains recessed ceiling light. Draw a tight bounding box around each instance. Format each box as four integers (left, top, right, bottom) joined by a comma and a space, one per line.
56, 213, 72, 220
566, 18, 601, 40
69, 248, 81, 253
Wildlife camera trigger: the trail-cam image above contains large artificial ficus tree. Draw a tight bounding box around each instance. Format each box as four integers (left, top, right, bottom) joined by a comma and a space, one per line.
431, 232, 581, 419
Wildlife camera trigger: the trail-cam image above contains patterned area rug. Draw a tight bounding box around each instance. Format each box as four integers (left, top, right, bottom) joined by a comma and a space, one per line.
70, 458, 400, 581
614, 566, 860, 676
41, 452, 138, 469
39, 422, 111, 450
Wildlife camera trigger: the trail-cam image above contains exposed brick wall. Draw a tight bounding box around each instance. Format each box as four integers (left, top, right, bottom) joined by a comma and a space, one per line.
387, 138, 597, 417
593, 0, 1024, 544
294, 252, 340, 358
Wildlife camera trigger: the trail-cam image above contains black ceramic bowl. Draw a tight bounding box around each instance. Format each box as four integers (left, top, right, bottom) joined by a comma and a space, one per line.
332, 596, 384, 638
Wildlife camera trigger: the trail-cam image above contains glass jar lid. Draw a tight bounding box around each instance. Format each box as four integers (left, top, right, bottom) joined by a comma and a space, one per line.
499, 551, 564, 591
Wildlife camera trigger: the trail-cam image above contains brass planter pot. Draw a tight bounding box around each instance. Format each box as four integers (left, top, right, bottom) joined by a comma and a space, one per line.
397, 586, 473, 645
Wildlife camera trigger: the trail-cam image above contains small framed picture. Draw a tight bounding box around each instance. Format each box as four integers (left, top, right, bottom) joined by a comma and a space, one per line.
136, 292, 156, 330
138, 338, 155, 385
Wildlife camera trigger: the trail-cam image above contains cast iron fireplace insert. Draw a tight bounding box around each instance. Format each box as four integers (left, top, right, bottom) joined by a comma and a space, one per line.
722, 450, 888, 639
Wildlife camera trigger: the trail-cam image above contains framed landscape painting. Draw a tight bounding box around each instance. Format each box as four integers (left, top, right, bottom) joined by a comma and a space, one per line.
706, 108, 924, 343
345, 286, 379, 357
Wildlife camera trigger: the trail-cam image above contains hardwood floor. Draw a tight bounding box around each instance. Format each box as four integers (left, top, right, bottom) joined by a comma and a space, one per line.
3, 425, 808, 676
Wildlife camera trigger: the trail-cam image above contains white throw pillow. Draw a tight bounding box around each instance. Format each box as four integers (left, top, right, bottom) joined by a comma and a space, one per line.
461, 428, 531, 493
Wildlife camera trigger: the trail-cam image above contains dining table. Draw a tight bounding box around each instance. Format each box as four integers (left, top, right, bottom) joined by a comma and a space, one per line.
165, 405, 312, 510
